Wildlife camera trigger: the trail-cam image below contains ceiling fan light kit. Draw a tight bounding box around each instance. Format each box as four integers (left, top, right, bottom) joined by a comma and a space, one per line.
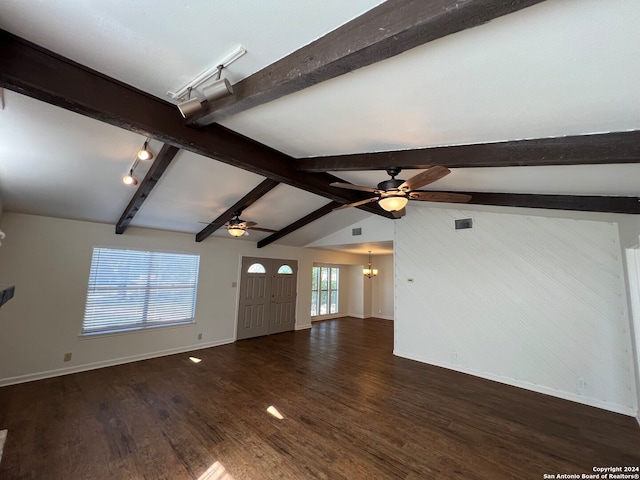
378, 195, 408, 212
227, 225, 247, 237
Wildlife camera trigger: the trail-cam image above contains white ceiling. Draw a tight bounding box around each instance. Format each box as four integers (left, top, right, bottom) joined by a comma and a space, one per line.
0, 0, 638, 248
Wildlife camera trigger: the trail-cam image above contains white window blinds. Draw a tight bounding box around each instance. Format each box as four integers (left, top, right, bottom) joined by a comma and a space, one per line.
83, 248, 200, 334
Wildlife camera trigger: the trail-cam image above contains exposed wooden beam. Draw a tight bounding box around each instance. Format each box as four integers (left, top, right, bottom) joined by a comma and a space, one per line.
257, 201, 342, 248
115, 144, 180, 234
0, 30, 392, 219
196, 178, 279, 242
437, 192, 640, 214
192, 0, 546, 126
295, 131, 640, 171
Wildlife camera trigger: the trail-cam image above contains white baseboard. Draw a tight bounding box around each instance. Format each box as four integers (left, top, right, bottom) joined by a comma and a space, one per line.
295, 323, 312, 330
394, 349, 636, 417
0, 338, 235, 387
312, 313, 347, 321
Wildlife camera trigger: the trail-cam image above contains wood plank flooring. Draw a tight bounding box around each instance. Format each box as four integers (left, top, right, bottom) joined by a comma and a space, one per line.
0, 317, 638, 479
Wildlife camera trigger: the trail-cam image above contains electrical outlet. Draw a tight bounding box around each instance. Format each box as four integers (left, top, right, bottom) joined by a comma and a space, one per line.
451, 352, 458, 363
577, 378, 587, 389
197, 333, 203, 340
231, 281, 237, 288
63, 352, 72, 362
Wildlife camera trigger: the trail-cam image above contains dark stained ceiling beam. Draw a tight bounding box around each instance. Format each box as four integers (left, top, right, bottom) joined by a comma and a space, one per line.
192, 0, 546, 126
445, 192, 640, 214
196, 178, 280, 242
257, 201, 342, 249
0, 30, 393, 220
295, 131, 640, 171
115, 144, 180, 234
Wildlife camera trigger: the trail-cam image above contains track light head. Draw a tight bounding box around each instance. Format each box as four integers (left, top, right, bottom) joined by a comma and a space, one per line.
176, 68, 234, 118
177, 97, 203, 118
122, 170, 138, 186
202, 78, 234, 104
136, 140, 153, 161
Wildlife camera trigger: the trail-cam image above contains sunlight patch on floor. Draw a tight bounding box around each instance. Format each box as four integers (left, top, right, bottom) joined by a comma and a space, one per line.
267, 405, 284, 420
198, 461, 234, 480
0, 429, 7, 466
189, 356, 202, 363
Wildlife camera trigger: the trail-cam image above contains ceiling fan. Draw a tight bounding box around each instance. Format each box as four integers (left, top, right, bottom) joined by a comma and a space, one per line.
330, 166, 472, 217
200, 211, 278, 237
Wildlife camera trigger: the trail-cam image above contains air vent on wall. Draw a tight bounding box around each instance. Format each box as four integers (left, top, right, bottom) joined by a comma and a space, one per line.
352, 228, 362, 236
455, 218, 473, 230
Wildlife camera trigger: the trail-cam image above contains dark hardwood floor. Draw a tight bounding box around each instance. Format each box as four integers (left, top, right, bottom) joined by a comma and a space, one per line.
0, 317, 638, 479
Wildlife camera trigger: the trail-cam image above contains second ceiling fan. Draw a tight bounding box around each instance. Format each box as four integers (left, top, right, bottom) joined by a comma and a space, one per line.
330, 166, 471, 217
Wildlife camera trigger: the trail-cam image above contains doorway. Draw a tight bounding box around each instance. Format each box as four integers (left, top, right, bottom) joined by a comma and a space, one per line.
236, 257, 298, 340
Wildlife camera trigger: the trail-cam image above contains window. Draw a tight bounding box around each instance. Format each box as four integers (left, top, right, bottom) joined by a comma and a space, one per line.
248, 263, 266, 273
277, 264, 293, 274
83, 248, 200, 335
311, 266, 339, 316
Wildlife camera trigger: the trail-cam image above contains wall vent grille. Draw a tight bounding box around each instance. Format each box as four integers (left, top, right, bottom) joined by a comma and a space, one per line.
455, 218, 473, 230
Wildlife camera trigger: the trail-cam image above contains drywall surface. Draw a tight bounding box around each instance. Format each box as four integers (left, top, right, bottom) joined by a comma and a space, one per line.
0, 213, 365, 385
394, 205, 637, 415
370, 254, 394, 320
306, 214, 393, 249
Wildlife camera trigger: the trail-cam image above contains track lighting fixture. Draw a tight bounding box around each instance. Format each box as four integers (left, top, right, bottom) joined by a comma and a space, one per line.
169, 46, 245, 118
363, 251, 378, 278
176, 65, 235, 118
136, 140, 153, 161
122, 169, 138, 186
122, 139, 152, 186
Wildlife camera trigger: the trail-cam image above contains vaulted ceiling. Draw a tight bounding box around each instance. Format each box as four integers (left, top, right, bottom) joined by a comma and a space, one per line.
0, 0, 638, 250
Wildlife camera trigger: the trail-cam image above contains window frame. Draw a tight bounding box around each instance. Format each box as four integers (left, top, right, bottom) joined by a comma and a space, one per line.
311, 265, 340, 317
82, 247, 200, 336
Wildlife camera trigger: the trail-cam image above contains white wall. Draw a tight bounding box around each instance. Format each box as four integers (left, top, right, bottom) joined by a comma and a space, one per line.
394, 205, 638, 416
0, 213, 366, 386
306, 214, 393, 248
370, 254, 394, 320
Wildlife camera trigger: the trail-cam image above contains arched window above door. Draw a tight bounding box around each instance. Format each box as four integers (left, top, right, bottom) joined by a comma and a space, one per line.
247, 263, 266, 273
277, 265, 293, 274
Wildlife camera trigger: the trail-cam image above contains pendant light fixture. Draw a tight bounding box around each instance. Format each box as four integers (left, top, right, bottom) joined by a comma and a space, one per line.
363, 251, 378, 278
